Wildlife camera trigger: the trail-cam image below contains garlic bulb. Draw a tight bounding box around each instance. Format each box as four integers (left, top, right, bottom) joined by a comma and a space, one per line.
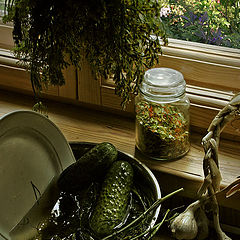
170, 201, 200, 240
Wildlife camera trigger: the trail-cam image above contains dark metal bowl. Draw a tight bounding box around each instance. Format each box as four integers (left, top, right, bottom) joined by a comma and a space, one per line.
7, 141, 161, 240
69, 141, 161, 229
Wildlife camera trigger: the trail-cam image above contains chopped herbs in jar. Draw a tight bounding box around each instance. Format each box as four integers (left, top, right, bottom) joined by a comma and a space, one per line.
135, 101, 190, 160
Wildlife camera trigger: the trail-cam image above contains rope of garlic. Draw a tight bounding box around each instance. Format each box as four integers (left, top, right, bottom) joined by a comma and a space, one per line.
170, 93, 240, 240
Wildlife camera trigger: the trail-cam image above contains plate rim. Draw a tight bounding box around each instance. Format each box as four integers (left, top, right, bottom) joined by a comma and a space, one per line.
0, 110, 75, 169
0, 110, 76, 239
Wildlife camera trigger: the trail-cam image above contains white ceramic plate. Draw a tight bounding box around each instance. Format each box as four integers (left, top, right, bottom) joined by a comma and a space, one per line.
0, 110, 75, 240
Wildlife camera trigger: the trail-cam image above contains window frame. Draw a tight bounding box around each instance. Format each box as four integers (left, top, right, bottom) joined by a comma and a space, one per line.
100, 38, 240, 139
0, 20, 240, 140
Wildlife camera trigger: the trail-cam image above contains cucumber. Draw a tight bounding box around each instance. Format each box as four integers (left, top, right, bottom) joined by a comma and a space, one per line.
89, 160, 134, 237
58, 142, 118, 193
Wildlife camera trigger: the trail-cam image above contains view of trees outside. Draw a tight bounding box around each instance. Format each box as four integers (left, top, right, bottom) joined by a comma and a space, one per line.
161, 0, 240, 49
0, 0, 239, 49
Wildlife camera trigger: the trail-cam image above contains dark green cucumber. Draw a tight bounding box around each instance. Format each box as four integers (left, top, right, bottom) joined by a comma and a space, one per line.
89, 160, 134, 237
58, 142, 118, 193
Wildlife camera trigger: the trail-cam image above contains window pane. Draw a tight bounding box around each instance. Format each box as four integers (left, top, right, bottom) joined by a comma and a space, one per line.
162, 0, 240, 49
0, 0, 4, 17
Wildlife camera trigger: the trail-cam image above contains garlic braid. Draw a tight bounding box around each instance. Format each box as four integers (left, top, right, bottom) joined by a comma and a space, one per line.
199, 93, 240, 240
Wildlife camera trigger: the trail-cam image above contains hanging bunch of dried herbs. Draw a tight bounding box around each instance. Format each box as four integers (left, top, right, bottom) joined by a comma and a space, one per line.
3, 0, 167, 106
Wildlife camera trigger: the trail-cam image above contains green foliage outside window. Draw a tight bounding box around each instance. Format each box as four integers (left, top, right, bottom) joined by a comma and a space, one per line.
0, 0, 5, 16
162, 0, 240, 49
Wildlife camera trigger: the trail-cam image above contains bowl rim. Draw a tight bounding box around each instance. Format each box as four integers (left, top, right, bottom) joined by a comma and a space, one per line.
69, 141, 161, 229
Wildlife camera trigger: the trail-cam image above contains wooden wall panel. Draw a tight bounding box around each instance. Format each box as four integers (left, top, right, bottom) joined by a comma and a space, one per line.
101, 85, 134, 112
0, 64, 59, 96
0, 64, 32, 91
77, 60, 101, 105
59, 65, 77, 100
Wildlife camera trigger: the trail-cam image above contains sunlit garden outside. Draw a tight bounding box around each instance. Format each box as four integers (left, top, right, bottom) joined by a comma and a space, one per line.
161, 0, 240, 49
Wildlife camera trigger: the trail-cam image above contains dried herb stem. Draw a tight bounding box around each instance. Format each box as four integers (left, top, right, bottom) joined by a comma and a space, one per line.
132, 186, 148, 211
146, 209, 170, 240
101, 188, 184, 240
130, 209, 170, 240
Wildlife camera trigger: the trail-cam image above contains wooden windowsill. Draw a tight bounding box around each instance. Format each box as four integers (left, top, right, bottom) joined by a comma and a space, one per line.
0, 89, 239, 237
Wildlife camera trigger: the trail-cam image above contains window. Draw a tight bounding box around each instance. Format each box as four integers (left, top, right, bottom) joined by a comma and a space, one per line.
161, 0, 240, 49
100, 38, 240, 139
0, 0, 4, 17
157, 0, 240, 138
0, 1, 239, 141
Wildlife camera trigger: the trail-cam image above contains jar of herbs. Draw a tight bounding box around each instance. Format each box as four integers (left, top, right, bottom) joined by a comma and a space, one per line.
135, 68, 190, 160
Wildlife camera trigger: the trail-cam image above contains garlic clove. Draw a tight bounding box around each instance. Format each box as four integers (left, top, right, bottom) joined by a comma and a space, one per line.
170, 209, 198, 240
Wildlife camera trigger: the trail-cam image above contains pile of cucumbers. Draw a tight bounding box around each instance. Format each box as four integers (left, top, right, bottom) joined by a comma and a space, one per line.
35, 142, 153, 240
58, 142, 134, 238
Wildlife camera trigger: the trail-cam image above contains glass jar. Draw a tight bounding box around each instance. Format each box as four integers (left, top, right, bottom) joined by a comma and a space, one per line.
135, 68, 190, 160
